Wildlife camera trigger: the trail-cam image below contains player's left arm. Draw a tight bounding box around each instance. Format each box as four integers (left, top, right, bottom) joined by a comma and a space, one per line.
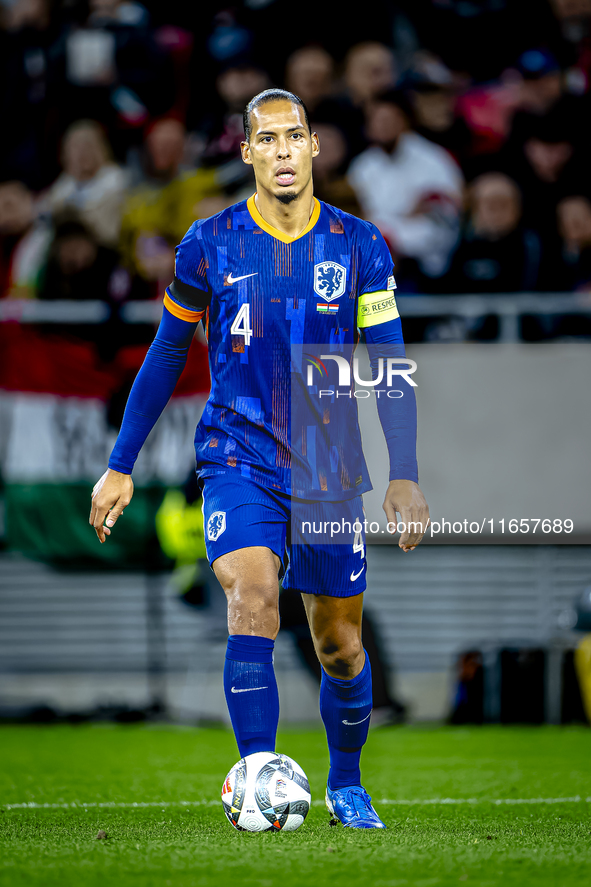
357, 228, 430, 552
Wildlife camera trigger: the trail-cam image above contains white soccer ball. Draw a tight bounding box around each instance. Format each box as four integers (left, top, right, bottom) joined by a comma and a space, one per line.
221, 751, 311, 832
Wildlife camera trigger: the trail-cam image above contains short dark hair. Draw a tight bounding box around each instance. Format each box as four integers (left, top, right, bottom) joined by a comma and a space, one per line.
243, 89, 311, 142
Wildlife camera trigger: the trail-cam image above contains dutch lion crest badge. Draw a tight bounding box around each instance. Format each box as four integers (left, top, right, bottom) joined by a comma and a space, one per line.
314, 261, 346, 302
207, 511, 226, 541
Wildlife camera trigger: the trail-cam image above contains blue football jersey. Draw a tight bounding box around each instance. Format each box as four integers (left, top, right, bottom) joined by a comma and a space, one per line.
164, 195, 401, 500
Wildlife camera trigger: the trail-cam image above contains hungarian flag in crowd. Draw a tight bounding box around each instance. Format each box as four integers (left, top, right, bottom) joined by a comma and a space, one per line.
0, 321, 209, 565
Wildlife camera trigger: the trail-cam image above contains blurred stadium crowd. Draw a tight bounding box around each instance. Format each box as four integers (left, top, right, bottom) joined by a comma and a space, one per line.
2, 0, 591, 343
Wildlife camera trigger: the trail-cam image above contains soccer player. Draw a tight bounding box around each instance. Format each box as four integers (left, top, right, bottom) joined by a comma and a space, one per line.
90, 89, 430, 829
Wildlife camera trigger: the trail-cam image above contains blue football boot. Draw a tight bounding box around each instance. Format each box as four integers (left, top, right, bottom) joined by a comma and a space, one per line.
325, 785, 386, 829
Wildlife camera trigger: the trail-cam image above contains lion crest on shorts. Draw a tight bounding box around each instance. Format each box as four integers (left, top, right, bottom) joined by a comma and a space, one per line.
207, 511, 226, 541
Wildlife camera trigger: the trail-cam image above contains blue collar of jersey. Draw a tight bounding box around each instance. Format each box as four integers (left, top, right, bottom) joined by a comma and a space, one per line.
247, 194, 322, 244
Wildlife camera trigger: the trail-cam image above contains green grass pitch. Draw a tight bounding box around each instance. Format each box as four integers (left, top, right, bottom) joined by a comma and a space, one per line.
1, 724, 590, 886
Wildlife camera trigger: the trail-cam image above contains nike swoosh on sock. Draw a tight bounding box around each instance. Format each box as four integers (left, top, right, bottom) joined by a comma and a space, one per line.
342, 711, 372, 726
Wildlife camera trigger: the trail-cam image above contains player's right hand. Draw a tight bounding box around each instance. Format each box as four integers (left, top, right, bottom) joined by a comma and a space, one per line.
89, 469, 134, 543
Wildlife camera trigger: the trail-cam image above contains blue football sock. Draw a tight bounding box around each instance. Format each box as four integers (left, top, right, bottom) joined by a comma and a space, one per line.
320, 653, 373, 790
224, 635, 279, 758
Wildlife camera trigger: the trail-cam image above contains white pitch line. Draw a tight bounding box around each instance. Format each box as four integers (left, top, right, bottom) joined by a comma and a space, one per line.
377, 797, 591, 806
2, 801, 219, 811
3, 797, 591, 811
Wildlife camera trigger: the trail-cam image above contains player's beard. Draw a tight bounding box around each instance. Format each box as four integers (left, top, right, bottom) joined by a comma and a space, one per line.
276, 190, 299, 204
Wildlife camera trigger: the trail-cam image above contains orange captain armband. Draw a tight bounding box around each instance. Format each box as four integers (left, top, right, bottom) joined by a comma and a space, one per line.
164, 291, 205, 323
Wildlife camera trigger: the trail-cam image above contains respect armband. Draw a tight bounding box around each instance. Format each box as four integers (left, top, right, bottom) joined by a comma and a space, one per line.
357, 290, 399, 328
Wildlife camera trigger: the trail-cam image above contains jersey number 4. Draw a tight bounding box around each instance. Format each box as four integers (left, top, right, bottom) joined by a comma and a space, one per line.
230, 303, 253, 346
353, 526, 365, 560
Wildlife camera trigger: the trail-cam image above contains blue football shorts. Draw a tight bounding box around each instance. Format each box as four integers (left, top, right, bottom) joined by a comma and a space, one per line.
201, 473, 367, 597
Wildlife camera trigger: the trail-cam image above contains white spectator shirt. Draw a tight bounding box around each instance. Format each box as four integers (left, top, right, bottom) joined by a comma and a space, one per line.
348, 131, 464, 278
45, 164, 129, 248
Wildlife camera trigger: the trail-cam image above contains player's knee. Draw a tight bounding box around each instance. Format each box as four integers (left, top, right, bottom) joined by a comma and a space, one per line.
226, 581, 278, 614
318, 634, 364, 678
224, 578, 280, 636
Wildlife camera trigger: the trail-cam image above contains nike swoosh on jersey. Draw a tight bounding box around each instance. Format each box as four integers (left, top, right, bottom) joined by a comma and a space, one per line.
230, 685, 268, 693
342, 712, 372, 726
350, 567, 365, 581
226, 272, 258, 284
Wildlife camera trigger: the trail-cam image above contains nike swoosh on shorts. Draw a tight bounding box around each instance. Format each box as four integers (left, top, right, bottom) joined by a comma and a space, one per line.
230, 685, 268, 693
350, 567, 365, 581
